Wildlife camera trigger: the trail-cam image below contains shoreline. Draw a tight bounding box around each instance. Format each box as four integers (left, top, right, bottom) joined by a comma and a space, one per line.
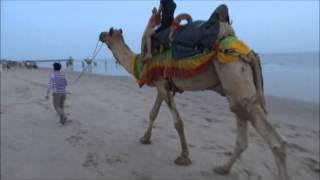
49, 67, 320, 104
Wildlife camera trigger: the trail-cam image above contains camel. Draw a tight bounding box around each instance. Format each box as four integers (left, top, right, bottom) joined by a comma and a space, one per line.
99, 8, 289, 180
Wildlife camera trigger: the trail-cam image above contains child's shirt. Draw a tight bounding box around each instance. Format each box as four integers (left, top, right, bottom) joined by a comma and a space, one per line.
48, 72, 67, 93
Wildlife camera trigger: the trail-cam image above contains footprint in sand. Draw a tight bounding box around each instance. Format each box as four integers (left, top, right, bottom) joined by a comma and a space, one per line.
65, 135, 83, 147
199, 171, 212, 178
215, 150, 233, 157
201, 144, 218, 151
105, 153, 128, 164
178, 102, 187, 107
204, 117, 221, 123
288, 143, 311, 154
204, 117, 214, 123
82, 152, 103, 175
312, 130, 320, 136
141, 119, 148, 125
188, 144, 196, 148
167, 134, 177, 140
65, 130, 87, 147
287, 124, 298, 130
305, 157, 320, 174
15, 86, 30, 93
131, 170, 150, 180
5, 143, 21, 152
249, 132, 257, 138
200, 124, 210, 128
201, 108, 211, 114
104, 130, 113, 135
34, 99, 50, 110
223, 151, 233, 156
152, 125, 164, 129
241, 168, 262, 180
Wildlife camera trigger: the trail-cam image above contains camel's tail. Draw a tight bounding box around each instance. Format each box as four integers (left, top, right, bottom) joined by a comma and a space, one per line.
241, 51, 268, 114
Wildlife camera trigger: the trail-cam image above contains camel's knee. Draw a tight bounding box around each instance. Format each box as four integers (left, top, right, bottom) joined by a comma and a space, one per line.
229, 96, 257, 120
174, 120, 184, 130
272, 134, 288, 151
247, 101, 288, 149
232, 96, 267, 126
230, 105, 248, 120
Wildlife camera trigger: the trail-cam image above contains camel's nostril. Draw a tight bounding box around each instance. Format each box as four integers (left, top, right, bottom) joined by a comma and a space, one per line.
99, 32, 105, 42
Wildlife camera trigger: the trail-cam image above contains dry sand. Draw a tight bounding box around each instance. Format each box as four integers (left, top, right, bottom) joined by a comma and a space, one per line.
1, 68, 319, 180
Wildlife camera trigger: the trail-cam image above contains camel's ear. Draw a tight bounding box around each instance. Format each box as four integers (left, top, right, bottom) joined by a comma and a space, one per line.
120, 28, 123, 34
109, 27, 114, 36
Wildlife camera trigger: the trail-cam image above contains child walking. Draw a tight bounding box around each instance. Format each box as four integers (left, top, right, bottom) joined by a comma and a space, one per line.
45, 62, 68, 125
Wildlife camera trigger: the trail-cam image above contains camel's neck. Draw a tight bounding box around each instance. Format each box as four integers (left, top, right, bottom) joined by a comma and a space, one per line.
109, 39, 135, 74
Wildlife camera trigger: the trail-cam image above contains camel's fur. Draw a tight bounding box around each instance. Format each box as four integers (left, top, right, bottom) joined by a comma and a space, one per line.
100, 21, 289, 180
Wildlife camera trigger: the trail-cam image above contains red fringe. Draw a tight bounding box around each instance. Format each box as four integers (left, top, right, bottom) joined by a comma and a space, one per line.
139, 58, 213, 87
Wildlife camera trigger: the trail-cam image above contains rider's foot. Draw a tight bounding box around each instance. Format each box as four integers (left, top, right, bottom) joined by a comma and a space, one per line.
142, 54, 152, 63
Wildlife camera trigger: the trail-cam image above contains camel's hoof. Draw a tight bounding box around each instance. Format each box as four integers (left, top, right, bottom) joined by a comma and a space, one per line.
140, 137, 151, 145
213, 166, 230, 175
174, 156, 192, 166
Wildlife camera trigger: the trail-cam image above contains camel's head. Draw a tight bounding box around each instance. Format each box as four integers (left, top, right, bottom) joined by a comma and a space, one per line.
99, 27, 123, 49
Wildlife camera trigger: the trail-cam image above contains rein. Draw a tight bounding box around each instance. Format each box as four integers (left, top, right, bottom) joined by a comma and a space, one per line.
69, 39, 103, 85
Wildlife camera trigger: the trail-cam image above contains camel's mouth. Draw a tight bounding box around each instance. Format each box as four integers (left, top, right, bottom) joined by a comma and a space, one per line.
99, 32, 106, 42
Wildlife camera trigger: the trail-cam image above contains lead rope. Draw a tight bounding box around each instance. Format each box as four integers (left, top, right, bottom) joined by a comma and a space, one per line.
69, 39, 103, 85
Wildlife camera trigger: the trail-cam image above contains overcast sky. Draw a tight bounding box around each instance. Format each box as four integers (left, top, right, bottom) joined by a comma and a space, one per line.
1, 0, 319, 60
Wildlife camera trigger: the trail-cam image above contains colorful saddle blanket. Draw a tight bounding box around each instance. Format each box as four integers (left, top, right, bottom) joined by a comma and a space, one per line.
130, 36, 251, 87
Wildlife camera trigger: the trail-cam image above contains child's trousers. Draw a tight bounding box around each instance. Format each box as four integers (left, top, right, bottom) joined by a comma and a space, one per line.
53, 93, 66, 121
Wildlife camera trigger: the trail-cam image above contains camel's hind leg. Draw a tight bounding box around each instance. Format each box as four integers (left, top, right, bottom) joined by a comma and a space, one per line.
214, 117, 248, 174
140, 92, 163, 144
155, 81, 192, 166
214, 60, 289, 180
248, 103, 289, 180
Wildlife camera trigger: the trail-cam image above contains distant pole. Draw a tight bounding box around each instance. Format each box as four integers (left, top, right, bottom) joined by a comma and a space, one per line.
84, 58, 92, 73
82, 61, 85, 71
69, 56, 74, 71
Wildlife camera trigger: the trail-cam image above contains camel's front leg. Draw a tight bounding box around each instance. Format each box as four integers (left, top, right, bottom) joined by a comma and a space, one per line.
156, 82, 192, 166
214, 117, 248, 174
140, 92, 163, 144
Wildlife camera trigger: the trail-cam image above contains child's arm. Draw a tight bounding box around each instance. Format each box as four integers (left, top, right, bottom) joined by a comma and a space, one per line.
45, 76, 53, 100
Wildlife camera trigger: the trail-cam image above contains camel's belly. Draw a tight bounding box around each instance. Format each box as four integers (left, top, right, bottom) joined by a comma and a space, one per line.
172, 64, 220, 91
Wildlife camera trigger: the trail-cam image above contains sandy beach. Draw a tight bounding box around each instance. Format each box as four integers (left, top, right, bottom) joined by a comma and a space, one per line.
1, 68, 319, 180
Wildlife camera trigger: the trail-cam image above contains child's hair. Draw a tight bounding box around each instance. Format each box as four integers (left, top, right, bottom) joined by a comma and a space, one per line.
53, 62, 62, 71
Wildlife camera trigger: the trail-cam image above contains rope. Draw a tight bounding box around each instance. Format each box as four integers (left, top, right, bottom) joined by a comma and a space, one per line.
69, 39, 103, 85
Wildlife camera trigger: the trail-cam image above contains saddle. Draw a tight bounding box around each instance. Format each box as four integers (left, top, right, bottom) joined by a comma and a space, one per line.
151, 4, 230, 59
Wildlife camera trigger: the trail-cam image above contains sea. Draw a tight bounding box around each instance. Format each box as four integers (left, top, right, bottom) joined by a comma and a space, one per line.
36, 52, 319, 103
